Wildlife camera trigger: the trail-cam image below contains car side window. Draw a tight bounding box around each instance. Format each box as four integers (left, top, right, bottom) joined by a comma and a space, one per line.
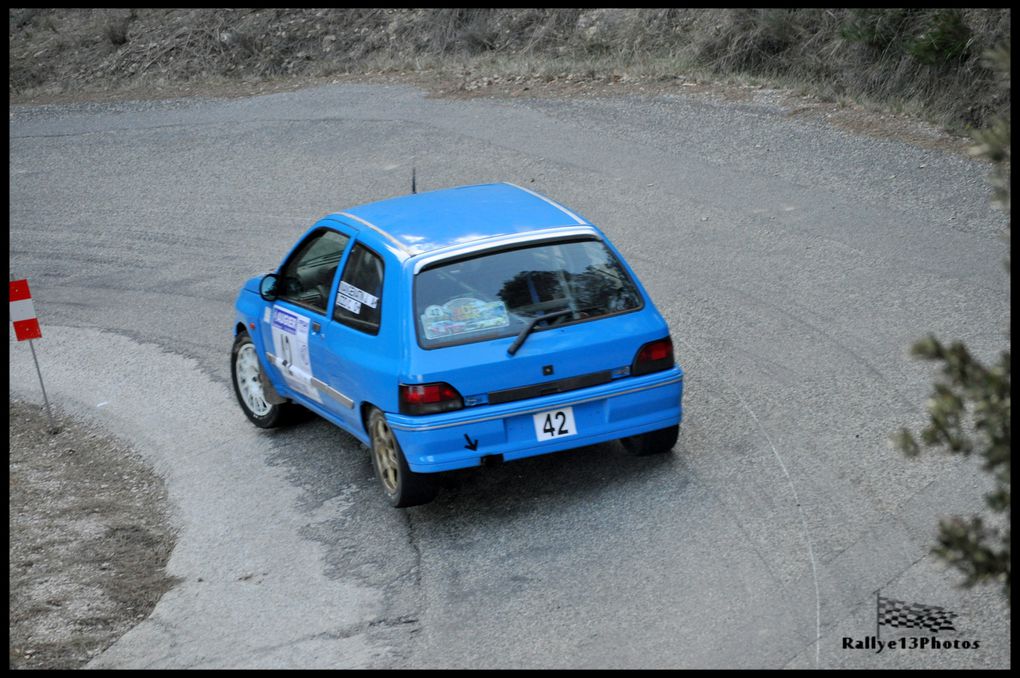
334, 244, 384, 334
279, 229, 350, 314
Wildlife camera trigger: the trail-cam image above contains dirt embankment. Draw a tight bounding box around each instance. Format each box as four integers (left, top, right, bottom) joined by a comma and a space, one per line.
9, 400, 178, 670
8, 8, 1011, 131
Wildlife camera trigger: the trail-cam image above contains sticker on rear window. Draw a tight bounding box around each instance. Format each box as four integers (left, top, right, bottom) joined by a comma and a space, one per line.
338, 281, 378, 309
421, 297, 510, 340
336, 293, 362, 315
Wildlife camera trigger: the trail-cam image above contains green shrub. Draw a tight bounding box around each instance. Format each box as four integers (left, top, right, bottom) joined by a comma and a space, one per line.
839, 8, 918, 51
907, 9, 973, 65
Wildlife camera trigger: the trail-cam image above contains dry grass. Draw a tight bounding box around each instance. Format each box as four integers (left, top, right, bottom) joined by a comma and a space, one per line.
8, 8, 1011, 130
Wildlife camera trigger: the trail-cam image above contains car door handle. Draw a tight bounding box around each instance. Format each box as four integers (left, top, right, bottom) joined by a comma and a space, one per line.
312, 322, 321, 333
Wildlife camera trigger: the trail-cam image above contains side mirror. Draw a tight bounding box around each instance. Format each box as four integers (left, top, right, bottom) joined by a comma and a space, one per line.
259, 273, 280, 301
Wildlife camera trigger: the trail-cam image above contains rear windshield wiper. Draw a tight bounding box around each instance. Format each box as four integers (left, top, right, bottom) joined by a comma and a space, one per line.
506, 306, 601, 356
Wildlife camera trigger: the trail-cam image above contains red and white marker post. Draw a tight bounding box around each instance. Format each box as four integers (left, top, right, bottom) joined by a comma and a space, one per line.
10, 276, 58, 433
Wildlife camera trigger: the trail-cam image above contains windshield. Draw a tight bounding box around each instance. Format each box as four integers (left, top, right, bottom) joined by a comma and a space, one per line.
414, 238, 643, 349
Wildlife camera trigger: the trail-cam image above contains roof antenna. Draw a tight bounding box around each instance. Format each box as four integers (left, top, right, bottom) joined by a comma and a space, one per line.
411, 163, 417, 195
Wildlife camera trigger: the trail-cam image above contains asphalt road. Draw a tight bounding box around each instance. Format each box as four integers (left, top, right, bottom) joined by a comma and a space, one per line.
9, 83, 1010, 668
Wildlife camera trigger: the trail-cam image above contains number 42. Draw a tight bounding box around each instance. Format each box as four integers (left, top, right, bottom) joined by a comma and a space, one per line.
543, 411, 569, 436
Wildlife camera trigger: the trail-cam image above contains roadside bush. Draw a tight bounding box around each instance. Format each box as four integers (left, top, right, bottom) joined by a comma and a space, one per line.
103, 16, 130, 46
7, 8, 1011, 130
907, 9, 973, 66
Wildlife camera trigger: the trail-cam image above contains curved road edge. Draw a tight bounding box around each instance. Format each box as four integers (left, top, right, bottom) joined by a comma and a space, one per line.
9, 324, 397, 669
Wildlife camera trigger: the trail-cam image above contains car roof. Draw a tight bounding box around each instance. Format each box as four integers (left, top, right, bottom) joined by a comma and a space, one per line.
331, 183, 592, 257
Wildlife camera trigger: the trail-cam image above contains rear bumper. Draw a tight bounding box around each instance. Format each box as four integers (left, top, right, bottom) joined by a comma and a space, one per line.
386, 367, 683, 472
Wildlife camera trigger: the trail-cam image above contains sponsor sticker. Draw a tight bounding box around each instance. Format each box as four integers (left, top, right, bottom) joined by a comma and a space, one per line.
336, 293, 362, 315
270, 306, 320, 402
338, 281, 378, 309
421, 297, 509, 340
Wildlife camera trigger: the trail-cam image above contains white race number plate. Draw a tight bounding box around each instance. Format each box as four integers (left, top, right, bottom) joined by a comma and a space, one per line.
533, 407, 577, 442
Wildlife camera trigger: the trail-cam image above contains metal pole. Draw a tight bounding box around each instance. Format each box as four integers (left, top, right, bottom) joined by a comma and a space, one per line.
28, 338, 59, 434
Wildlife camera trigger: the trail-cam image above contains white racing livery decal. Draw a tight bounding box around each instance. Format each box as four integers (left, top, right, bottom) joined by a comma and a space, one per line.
270, 306, 321, 402
337, 280, 378, 315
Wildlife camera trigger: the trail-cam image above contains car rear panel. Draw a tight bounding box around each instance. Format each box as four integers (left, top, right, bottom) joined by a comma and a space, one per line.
387, 366, 683, 472
404, 308, 668, 403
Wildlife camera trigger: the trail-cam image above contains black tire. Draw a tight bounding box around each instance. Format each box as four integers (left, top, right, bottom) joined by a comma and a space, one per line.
231, 331, 299, 428
368, 408, 437, 508
622, 424, 679, 456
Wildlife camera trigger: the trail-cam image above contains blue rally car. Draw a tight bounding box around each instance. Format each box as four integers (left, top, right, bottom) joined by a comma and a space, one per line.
232, 183, 684, 507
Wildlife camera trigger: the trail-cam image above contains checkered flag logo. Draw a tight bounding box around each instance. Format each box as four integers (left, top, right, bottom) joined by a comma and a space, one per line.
878, 596, 958, 633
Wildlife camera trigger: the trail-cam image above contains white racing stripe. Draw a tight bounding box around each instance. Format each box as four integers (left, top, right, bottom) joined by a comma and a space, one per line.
504, 182, 588, 225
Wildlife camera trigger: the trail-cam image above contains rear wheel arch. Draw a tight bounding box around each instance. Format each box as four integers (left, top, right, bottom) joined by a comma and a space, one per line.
366, 405, 437, 507
360, 401, 377, 437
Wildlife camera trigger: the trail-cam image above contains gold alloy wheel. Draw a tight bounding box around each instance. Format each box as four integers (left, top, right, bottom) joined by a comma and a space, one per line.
372, 415, 400, 494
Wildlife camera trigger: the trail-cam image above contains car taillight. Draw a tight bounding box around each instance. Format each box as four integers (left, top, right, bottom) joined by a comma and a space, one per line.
632, 337, 674, 376
399, 382, 464, 415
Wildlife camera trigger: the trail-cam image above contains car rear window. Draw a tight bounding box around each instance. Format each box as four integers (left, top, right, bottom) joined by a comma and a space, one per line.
414, 238, 643, 349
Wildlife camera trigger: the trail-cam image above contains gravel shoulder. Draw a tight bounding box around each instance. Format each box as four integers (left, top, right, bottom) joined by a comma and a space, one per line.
10, 69, 977, 158
8, 399, 178, 670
